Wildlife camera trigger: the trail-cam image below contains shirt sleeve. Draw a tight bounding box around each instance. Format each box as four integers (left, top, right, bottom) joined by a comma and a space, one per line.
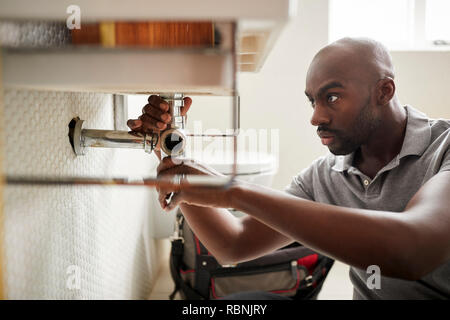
439, 150, 450, 172
284, 164, 316, 201
438, 131, 450, 173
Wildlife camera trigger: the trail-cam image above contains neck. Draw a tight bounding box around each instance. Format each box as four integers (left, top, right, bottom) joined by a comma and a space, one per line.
354, 101, 407, 177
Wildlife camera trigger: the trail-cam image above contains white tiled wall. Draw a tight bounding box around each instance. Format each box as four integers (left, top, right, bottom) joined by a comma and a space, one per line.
3, 89, 162, 299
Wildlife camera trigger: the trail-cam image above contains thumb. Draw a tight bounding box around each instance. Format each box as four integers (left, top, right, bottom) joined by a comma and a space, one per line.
157, 157, 181, 175
180, 97, 192, 116
165, 191, 186, 211
127, 119, 142, 130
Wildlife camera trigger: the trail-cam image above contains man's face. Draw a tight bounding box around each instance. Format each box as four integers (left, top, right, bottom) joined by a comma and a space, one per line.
304, 55, 381, 155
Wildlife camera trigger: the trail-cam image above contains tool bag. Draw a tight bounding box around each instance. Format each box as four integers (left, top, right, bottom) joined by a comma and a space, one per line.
169, 210, 334, 300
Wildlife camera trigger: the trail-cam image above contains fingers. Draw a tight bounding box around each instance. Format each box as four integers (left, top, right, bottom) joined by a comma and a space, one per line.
157, 183, 184, 211
142, 103, 171, 123
127, 119, 142, 131
139, 113, 167, 131
166, 192, 184, 211
158, 187, 169, 210
156, 157, 188, 211
139, 95, 171, 132
128, 95, 191, 135
157, 187, 186, 211
181, 97, 192, 116
148, 95, 191, 117
148, 95, 169, 112
157, 157, 183, 175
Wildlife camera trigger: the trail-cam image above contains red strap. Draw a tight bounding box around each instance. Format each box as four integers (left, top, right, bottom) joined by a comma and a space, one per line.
297, 254, 318, 275
194, 235, 201, 255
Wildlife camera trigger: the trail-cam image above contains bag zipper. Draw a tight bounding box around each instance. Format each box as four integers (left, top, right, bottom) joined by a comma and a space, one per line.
211, 260, 308, 279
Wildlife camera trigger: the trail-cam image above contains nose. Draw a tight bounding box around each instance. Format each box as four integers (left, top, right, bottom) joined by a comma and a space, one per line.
310, 105, 331, 127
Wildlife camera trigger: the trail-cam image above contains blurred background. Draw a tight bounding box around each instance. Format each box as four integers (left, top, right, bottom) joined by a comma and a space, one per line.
141, 0, 450, 300
1, 0, 449, 299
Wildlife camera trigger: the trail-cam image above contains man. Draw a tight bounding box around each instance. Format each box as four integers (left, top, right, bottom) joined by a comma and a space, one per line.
128, 37, 450, 299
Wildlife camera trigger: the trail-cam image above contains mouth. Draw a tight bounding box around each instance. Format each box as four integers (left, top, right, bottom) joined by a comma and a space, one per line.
318, 131, 336, 146
320, 136, 335, 146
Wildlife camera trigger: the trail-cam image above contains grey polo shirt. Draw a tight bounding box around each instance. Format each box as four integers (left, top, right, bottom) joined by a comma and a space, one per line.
285, 105, 450, 299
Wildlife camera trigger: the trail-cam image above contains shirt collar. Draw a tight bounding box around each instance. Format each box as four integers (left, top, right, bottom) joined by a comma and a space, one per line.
398, 105, 431, 158
331, 105, 431, 173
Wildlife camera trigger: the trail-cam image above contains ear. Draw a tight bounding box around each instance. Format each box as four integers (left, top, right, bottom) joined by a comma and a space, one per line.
376, 77, 396, 105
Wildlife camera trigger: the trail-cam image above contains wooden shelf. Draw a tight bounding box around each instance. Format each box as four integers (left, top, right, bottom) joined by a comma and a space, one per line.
3, 48, 235, 95
0, 0, 294, 22
0, 0, 296, 93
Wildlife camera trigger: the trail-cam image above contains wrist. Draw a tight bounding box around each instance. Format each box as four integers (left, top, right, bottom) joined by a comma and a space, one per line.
227, 179, 248, 210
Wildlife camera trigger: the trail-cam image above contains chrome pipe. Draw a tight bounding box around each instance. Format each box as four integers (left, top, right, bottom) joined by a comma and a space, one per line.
82, 129, 157, 150
69, 118, 158, 156
159, 93, 187, 158
69, 93, 188, 158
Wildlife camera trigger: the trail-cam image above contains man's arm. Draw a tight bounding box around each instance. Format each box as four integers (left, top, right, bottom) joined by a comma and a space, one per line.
229, 171, 450, 280
127, 96, 294, 263
178, 205, 294, 265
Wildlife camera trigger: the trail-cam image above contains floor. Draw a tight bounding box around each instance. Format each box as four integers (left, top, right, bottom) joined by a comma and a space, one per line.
148, 239, 354, 300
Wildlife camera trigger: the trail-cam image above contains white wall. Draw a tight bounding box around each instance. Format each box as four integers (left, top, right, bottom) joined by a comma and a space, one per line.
187, 0, 330, 190
5, 0, 447, 300
189, 0, 450, 190
391, 51, 450, 120
182, 1, 450, 300
3, 90, 162, 299
238, 0, 330, 190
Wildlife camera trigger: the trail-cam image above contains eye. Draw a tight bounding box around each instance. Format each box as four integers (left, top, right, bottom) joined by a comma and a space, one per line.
327, 95, 338, 103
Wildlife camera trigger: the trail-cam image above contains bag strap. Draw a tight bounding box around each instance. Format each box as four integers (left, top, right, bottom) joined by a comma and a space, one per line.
170, 210, 335, 300
236, 246, 316, 268
304, 256, 334, 286
194, 254, 220, 299
169, 212, 206, 300
294, 256, 334, 299
169, 238, 206, 300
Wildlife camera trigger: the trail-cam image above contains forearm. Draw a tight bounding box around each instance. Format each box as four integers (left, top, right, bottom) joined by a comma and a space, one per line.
179, 204, 243, 264
179, 203, 293, 264
231, 182, 417, 279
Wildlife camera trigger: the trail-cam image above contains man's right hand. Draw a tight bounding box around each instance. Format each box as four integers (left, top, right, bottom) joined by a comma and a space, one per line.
127, 95, 192, 157
127, 94, 192, 135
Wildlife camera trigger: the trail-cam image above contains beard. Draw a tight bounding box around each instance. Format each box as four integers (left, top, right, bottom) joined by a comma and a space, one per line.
326, 95, 381, 155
